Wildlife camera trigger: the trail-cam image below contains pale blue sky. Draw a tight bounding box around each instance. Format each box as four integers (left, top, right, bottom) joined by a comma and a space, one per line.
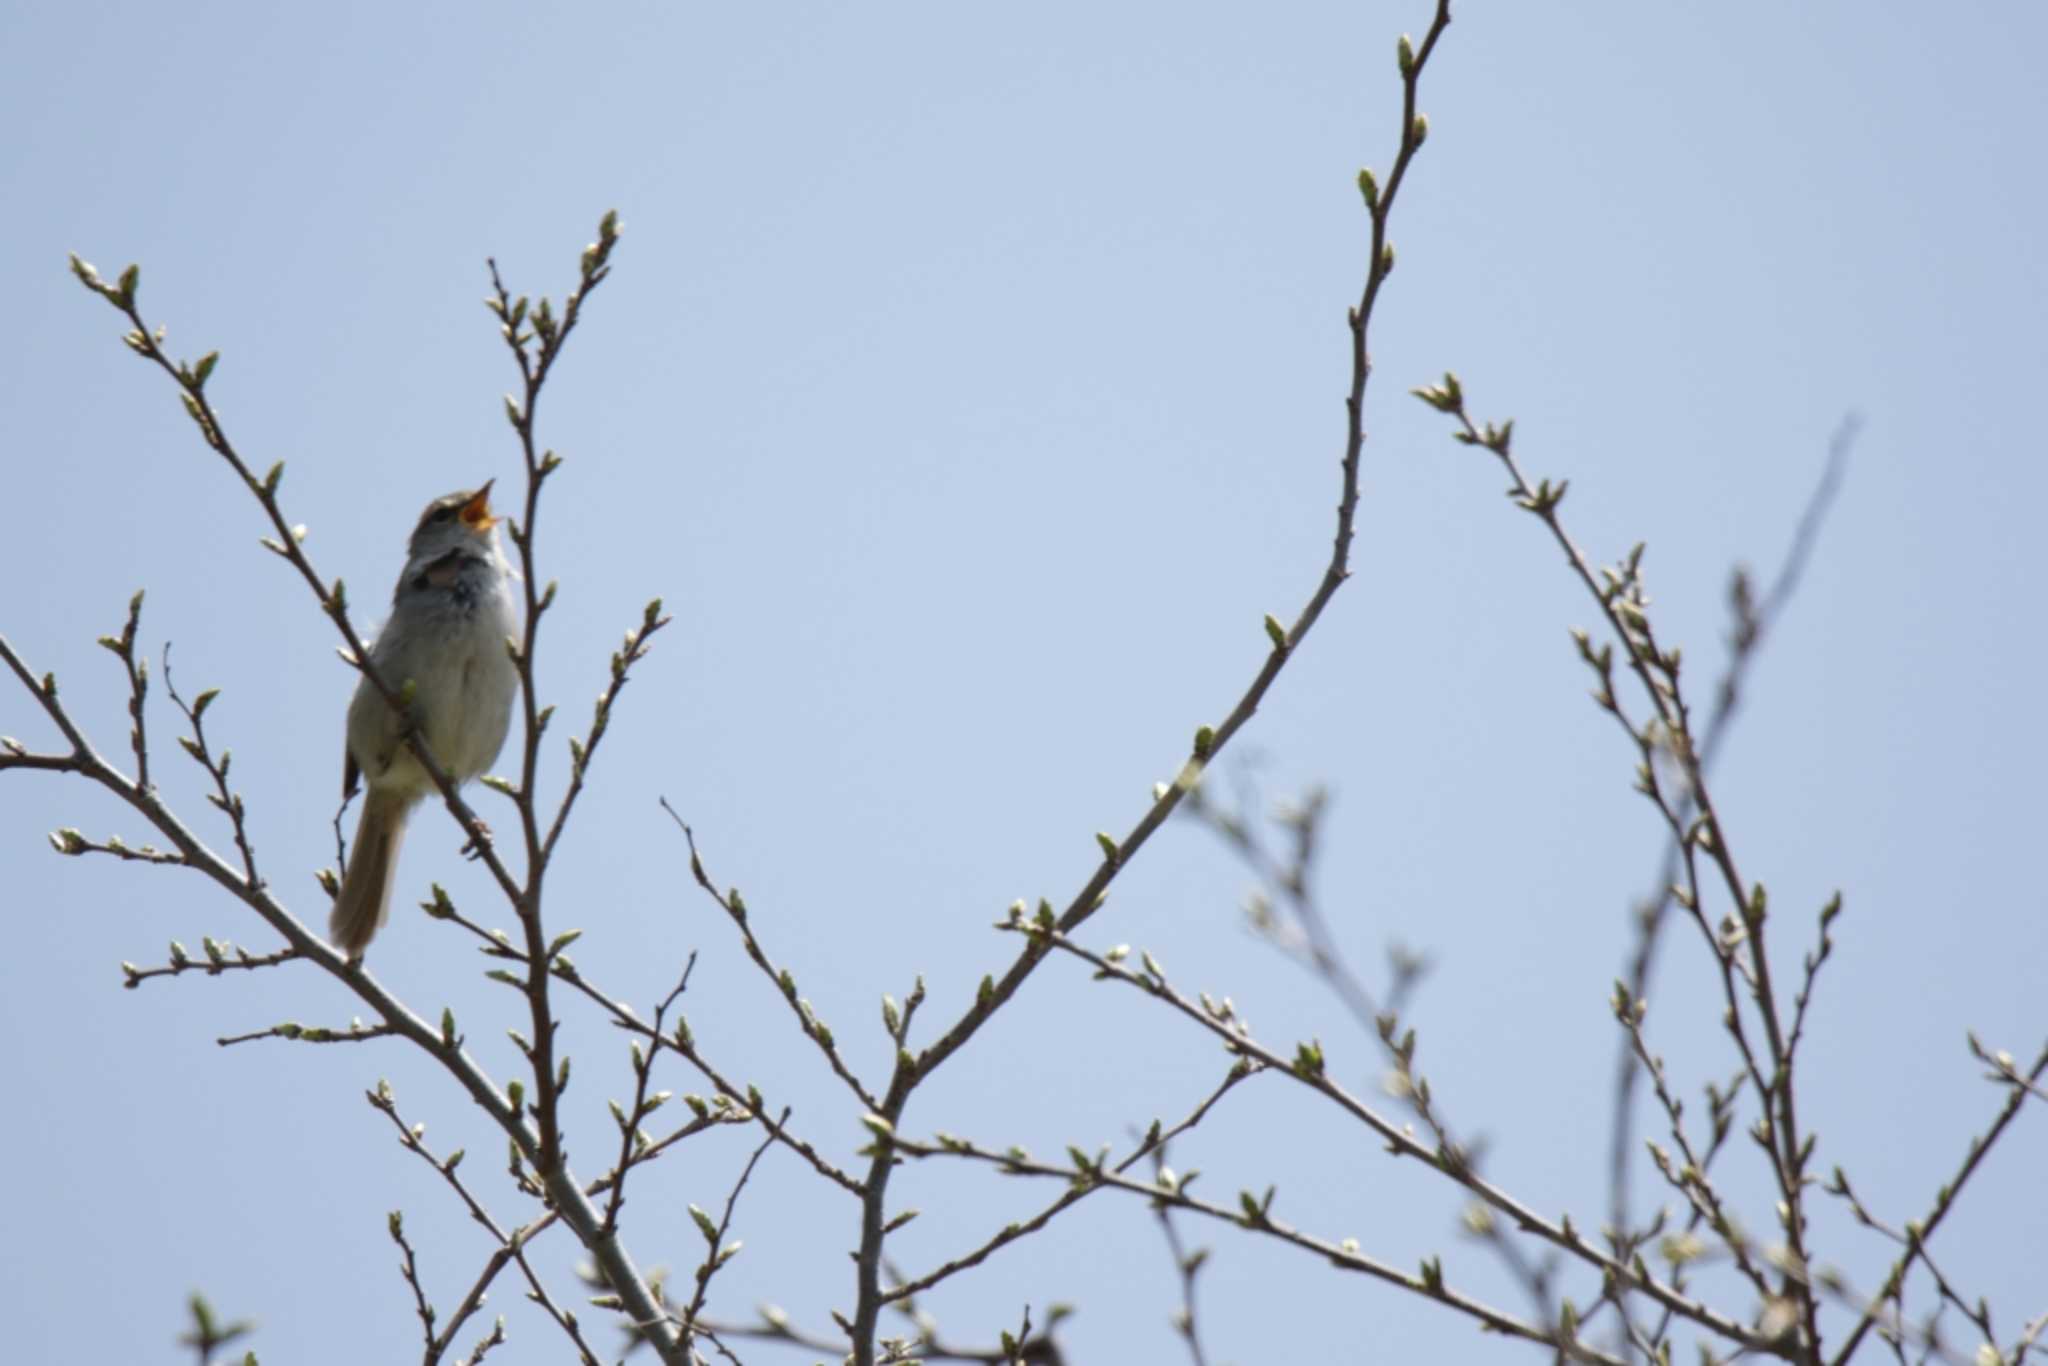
3, 2, 2045, 1363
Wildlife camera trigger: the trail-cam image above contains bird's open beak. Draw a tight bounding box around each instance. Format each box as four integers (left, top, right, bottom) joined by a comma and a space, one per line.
460, 481, 497, 532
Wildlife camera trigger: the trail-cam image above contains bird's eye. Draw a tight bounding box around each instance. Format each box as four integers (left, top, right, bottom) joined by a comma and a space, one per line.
430, 506, 456, 523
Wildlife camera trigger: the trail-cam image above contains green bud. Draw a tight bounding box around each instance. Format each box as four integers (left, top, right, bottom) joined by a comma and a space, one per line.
1397, 33, 1416, 74
1356, 167, 1379, 209
1263, 614, 1288, 649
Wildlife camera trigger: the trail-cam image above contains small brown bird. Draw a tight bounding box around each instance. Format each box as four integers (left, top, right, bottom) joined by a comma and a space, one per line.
332, 484, 519, 955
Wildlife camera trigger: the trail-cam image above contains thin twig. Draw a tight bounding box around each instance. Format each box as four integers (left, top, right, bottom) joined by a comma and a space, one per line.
836, 10, 1459, 1362
601, 955, 698, 1235
663, 800, 882, 1111
884, 1063, 1257, 1305
1419, 382, 1827, 1352
161, 641, 261, 885
1149, 1142, 1211, 1366
1829, 1037, 2048, 1365
678, 1114, 784, 1345
547, 954, 866, 1196
1187, 778, 1554, 1319
369, 1083, 603, 1365
121, 943, 298, 989
1608, 419, 1854, 1267
218, 1019, 397, 1047
1027, 922, 1794, 1357
889, 1127, 1624, 1366
389, 1210, 440, 1359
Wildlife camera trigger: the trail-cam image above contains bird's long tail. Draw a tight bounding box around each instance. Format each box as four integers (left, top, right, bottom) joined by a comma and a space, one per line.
331, 787, 412, 956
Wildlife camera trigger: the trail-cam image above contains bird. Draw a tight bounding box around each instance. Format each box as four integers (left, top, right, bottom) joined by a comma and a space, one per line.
331, 482, 520, 956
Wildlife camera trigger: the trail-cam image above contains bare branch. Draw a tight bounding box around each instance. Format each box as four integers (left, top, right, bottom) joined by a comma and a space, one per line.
1026, 924, 1793, 1356
217, 1019, 397, 1047
1149, 1142, 1211, 1366
885, 1063, 1257, 1305
888, 1127, 1624, 1366
388, 1210, 441, 1360
1829, 1036, 2048, 1365
1609, 420, 1854, 1261
836, 10, 1460, 1361
1418, 383, 1830, 1352
677, 1113, 784, 1346
369, 1083, 603, 1365
601, 955, 698, 1236
664, 801, 881, 1111
121, 942, 298, 990
546, 947, 866, 1196
162, 642, 259, 884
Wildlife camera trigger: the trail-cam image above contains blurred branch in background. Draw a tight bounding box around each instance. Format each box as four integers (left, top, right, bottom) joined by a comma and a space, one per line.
177, 1293, 255, 1366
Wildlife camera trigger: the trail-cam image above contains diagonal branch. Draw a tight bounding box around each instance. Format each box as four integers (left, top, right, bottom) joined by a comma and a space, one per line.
1029, 923, 1796, 1357
884, 1061, 1258, 1305
1829, 1036, 2048, 1366
824, 13, 1460, 1363
889, 1126, 1624, 1366
665, 801, 881, 1111
370, 1084, 603, 1365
